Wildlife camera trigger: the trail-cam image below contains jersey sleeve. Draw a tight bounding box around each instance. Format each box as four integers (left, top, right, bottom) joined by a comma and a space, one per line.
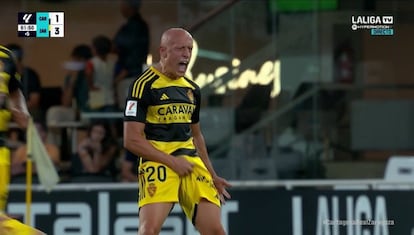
124, 79, 151, 123
0, 45, 22, 94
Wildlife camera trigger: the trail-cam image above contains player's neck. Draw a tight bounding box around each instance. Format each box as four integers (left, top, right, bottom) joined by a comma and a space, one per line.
153, 62, 179, 80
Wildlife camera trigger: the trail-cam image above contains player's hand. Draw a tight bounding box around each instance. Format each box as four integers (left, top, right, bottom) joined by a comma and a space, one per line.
170, 156, 194, 176
213, 176, 232, 204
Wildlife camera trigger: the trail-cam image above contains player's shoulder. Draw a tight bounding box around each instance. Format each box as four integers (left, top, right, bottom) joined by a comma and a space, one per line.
0, 45, 11, 53
0, 45, 14, 60
0, 45, 19, 81
129, 67, 159, 98
133, 66, 160, 86
182, 76, 200, 90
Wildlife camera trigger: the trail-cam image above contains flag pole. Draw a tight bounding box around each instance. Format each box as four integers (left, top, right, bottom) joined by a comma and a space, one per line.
25, 158, 32, 225
25, 118, 33, 225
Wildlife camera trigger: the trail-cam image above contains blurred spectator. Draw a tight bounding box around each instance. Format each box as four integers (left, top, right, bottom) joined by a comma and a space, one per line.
113, 0, 150, 108
11, 121, 60, 178
120, 150, 138, 182
49, 45, 93, 162
72, 121, 119, 179
85, 35, 117, 112
6, 43, 43, 122
61, 44, 93, 113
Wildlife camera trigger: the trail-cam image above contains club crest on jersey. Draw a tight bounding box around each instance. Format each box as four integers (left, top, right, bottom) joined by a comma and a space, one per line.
147, 183, 157, 197
187, 89, 194, 104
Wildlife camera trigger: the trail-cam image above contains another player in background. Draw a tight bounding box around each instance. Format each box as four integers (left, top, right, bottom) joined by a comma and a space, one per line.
5, 43, 43, 122
124, 28, 231, 235
0, 45, 45, 234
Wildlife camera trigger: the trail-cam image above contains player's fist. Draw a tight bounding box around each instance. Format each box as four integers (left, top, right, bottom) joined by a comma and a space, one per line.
170, 156, 194, 176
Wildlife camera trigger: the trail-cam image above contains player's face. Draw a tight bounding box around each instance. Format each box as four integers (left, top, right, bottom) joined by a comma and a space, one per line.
163, 32, 193, 79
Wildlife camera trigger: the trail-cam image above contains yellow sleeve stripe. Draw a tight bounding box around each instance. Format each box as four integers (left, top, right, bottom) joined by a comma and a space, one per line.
0, 51, 10, 59
131, 69, 150, 98
0, 45, 12, 58
131, 69, 155, 98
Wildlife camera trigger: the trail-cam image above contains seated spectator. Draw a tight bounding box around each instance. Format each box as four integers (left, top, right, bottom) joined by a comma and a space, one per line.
72, 121, 119, 179
11, 122, 60, 177
120, 150, 138, 182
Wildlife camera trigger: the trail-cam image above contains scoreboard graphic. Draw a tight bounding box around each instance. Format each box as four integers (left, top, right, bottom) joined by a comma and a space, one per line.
18, 12, 64, 38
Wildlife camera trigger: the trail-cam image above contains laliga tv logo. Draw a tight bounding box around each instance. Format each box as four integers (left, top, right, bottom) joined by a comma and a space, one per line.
382, 16, 393, 24
351, 15, 393, 30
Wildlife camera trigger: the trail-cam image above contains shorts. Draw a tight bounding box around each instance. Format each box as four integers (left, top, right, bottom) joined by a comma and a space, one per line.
0, 214, 42, 235
138, 156, 220, 223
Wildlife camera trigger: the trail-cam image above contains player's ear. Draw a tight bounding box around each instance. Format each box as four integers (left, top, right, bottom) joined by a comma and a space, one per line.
159, 46, 167, 58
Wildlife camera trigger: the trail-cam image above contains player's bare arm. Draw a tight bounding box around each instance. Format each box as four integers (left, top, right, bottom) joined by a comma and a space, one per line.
190, 123, 217, 176
124, 121, 194, 176
190, 123, 231, 202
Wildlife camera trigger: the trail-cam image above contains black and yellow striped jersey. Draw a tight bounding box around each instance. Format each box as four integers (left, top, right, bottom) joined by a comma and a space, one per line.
124, 66, 201, 157
0, 45, 21, 95
0, 45, 22, 133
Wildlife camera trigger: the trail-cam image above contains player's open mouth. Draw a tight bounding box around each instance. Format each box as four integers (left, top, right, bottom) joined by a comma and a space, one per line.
178, 61, 188, 73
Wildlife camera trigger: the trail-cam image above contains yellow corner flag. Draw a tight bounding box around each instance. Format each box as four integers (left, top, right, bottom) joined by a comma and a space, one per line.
27, 118, 59, 192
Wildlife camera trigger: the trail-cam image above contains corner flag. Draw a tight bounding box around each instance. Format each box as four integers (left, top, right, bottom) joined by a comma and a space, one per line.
27, 118, 59, 192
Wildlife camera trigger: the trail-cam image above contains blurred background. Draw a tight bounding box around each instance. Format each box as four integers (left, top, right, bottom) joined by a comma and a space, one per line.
3, 0, 414, 234
2, 0, 414, 181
